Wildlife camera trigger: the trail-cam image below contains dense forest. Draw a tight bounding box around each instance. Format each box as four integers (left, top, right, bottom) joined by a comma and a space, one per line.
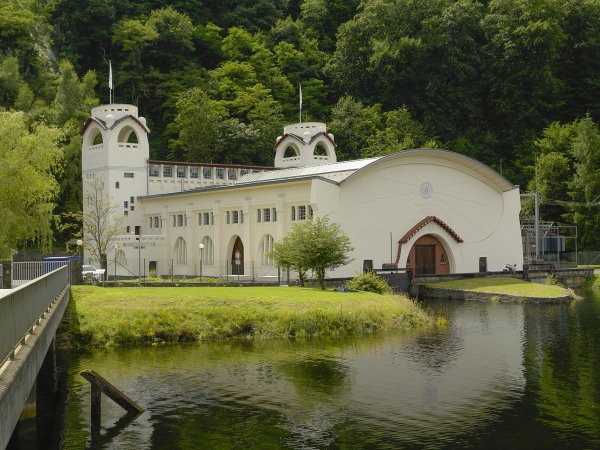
3, 0, 600, 254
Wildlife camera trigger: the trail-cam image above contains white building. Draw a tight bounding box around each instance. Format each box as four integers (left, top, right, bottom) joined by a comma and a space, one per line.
81, 104, 524, 281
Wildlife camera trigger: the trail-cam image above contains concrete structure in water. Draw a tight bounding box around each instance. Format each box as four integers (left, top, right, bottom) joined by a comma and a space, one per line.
81, 104, 524, 280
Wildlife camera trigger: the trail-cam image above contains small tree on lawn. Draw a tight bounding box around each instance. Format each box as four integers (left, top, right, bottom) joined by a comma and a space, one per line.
82, 177, 124, 267
271, 216, 353, 289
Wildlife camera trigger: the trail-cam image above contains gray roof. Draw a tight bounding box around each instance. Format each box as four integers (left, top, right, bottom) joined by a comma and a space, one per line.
235, 157, 380, 185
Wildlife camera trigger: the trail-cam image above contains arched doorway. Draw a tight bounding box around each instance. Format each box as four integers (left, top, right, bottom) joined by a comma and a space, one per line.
231, 236, 244, 275
407, 235, 449, 276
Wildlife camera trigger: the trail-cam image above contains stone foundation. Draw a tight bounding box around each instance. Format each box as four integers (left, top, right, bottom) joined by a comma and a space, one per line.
419, 286, 571, 303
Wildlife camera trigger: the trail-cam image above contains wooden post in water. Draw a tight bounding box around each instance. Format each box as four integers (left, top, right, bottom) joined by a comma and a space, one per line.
81, 370, 145, 420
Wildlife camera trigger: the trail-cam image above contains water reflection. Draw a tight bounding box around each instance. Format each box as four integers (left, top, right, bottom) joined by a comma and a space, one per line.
9, 292, 600, 449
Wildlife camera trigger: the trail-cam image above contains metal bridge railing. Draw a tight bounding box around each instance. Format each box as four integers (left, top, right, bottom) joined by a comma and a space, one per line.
0, 266, 69, 368
11, 261, 74, 287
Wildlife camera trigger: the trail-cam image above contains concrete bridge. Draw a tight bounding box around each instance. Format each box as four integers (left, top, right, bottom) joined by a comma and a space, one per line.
0, 266, 70, 449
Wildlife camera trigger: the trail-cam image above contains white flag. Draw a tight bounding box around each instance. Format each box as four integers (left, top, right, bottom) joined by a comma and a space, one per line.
109, 61, 113, 90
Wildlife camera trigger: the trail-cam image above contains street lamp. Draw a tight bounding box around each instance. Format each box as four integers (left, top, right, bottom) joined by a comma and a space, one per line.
76, 239, 83, 261
135, 235, 142, 280
114, 244, 119, 281
235, 250, 241, 284
199, 243, 205, 280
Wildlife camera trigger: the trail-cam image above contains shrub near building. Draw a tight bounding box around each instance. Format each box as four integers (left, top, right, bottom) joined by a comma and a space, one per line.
346, 272, 393, 295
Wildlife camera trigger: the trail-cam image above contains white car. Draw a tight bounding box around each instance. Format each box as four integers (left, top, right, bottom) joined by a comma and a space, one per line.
82, 264, 105, 281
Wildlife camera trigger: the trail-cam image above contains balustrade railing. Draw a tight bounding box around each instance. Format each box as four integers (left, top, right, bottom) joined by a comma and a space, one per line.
0, 266, 69, 368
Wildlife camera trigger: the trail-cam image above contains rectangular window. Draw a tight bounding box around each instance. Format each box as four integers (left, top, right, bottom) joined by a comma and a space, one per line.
308, 205, 313, 219
124, 172, 134, 178
203, 212, 210, 225
124, 211, 128, 216
291, 206, 296, 221
177, 166, 186, 178
226, 211, 230, 224
232, 210, 239, 224
203, 167, 213, 179
130, 196, 134, 204
149, 165, 160, 177
263, 208, 270, 222
190, 167, 199, 179
172, 215, 176, 227
163, 166, 173, 177
124, 201, 128, 209
227, 168, 237, 180
178, 214, 184, 227
257, 209, 262, 223
272, 208, 277, 222
154, 216, 159, 228
240, 169, 250, 176
149, 217, 153, 228
130, 205, 135, 211
216, 168, 225, 180
298, 205, 306, 221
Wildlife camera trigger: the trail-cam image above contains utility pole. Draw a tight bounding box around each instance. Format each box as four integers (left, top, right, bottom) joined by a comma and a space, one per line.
521, 193, 540, 260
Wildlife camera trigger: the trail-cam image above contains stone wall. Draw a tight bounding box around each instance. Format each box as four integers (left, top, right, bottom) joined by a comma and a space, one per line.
418, 286, 570, 303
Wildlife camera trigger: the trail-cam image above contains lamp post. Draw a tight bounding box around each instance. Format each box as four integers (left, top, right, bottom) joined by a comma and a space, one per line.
235, 250, 241, 284
199, 243, 205, 280
135, 235, 142, 280
76, 239, 83, 260
114, 244, 119, 281
76, 239, 83, 284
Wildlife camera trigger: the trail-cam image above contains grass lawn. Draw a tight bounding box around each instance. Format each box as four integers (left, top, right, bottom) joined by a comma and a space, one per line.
65, 286, 431, 347
426, 277, 567, 298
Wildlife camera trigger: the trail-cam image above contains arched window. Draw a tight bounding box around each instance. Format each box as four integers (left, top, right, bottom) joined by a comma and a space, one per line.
92, 130, 103, 146
284, 145, 299, 158
313, 142, 328, 157
259, 234, 274, 266
200, 236, 214, 265
117, 126, 139, 144
173, 237, 187, 265
115, 249, 127, 266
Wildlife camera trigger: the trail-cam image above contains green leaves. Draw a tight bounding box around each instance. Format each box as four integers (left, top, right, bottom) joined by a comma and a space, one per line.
272, 216, 354, 289
0, 111, 62, 256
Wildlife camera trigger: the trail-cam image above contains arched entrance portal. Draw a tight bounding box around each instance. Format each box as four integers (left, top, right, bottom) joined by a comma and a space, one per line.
408, 235, 450, 276
231, 236, 244, 275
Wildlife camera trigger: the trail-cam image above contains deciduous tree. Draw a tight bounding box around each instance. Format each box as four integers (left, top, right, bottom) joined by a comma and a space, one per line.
272, 216, 353, 289
82, 177, 124, 266
0, 111, 62, 257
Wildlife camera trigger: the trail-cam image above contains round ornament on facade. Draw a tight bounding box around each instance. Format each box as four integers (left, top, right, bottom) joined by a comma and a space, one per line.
420, 182, 433, 199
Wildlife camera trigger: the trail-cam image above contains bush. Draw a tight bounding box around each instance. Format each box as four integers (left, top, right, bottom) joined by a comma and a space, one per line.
346, 272, 393, 294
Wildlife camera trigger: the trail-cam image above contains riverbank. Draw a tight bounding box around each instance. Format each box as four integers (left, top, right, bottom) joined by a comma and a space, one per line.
61, 286, 432, 347
421, 277, 573, 303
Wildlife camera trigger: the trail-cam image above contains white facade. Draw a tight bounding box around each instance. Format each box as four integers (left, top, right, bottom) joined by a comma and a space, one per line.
81, 104, 523, 280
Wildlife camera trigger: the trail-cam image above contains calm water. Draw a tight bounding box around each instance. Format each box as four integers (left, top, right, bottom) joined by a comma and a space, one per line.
9, 290, 600, 449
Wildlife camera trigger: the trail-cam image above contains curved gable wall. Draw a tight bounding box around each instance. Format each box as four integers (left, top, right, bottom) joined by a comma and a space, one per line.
342, 149, 515, 193
334, 148, 522, 273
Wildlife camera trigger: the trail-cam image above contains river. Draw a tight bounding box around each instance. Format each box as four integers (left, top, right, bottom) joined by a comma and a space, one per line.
8, 290, 600, 449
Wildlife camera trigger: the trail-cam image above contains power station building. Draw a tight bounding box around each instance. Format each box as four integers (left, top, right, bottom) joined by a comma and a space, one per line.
81, 103, 524, 280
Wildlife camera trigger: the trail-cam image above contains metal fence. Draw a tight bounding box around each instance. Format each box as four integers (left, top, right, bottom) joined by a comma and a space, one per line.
12, 261, 76, 287
0, 266, 69, 367
107, 257, 288, 283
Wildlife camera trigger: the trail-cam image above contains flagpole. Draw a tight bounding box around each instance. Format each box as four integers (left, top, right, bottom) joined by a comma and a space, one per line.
299, 84, 302, 123
109, 61, 113, 104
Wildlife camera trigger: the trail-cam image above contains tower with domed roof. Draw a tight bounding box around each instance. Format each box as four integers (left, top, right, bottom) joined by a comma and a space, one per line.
274, 122, 337, 168
81, 104, 151, 238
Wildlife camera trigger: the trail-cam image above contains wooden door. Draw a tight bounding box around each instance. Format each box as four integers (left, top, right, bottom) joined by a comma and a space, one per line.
415, 245, 435, 275
231, 237, 244, 275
